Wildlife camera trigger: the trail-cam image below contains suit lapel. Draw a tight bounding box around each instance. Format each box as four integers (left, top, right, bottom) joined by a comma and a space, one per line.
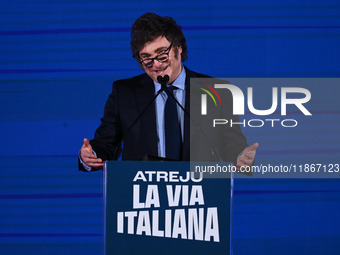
133, 74, 158, 157
183, 67, 197, 161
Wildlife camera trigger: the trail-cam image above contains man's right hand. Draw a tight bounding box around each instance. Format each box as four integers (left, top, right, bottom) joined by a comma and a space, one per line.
80, 138, 103, 169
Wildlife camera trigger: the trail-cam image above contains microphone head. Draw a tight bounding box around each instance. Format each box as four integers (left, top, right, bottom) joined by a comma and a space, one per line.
163, 75, 169, 84
157, 75, 170, 88
157, 75, 163, 84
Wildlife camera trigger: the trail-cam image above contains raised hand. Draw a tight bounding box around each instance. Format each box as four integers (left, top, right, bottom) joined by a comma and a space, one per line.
236, 143, 259, 169
80, 138, 103, 169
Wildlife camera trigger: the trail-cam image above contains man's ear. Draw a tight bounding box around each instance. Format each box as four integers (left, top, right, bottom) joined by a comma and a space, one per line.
174, 45, 183, 60
177, 45, 183, 55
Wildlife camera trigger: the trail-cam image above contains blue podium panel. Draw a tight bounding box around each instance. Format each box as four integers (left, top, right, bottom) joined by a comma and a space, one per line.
104, 161, 231, 255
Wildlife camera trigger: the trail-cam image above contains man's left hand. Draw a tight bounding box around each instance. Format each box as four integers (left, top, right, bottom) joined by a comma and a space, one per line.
236, 143, 259, 169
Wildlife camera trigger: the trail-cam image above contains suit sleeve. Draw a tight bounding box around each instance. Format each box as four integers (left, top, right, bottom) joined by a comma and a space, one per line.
90, 82, 123, 162
220, 115, 248, 164
215, 82, 248, 164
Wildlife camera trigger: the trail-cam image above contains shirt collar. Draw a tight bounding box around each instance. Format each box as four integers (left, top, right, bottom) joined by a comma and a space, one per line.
154, 66, 186, 93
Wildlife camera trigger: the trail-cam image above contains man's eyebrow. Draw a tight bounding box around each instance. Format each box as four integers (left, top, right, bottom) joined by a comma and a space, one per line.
139, 46, 169, 57
154, 46, 168, 52
139, 52, 150, 57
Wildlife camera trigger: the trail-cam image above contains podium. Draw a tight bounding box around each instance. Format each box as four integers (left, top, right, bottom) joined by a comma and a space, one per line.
103, 161, 233, 254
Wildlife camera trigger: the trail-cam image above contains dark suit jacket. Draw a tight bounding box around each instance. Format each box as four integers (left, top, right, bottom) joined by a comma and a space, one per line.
79, 67, 248, 170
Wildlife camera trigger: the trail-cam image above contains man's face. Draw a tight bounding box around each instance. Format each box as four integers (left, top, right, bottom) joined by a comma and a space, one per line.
138, 36, 182, 84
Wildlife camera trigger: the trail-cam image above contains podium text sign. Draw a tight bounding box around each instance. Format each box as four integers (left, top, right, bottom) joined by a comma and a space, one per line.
104, 161, 232, 255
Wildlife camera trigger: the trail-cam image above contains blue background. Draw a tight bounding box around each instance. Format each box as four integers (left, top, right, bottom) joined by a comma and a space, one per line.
1, 0, 340, 254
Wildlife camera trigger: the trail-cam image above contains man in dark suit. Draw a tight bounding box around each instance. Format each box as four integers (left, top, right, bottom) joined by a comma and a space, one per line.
79, 13, 258, 171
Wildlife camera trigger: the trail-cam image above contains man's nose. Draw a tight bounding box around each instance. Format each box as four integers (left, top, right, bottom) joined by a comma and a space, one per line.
153, 59, 163, 68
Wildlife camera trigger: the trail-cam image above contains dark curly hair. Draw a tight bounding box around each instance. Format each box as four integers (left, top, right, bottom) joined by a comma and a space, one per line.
131, 13, 188, 62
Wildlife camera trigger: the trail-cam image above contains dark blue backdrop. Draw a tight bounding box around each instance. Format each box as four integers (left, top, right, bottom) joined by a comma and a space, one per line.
1, 0, 340, 254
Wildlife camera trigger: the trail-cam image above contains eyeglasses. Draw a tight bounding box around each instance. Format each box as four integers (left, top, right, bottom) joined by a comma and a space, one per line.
139, 44, 172, 68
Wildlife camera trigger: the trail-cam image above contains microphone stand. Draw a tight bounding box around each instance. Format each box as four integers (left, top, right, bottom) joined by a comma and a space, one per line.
117, 74, 222, 162
112, 75, 168, 160
126, 82, 165, 135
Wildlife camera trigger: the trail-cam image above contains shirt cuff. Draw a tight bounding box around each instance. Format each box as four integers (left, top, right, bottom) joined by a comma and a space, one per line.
79, 150, 98, 172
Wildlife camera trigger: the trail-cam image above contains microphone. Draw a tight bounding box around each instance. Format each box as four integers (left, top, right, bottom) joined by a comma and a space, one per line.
157, 75, 169, 90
